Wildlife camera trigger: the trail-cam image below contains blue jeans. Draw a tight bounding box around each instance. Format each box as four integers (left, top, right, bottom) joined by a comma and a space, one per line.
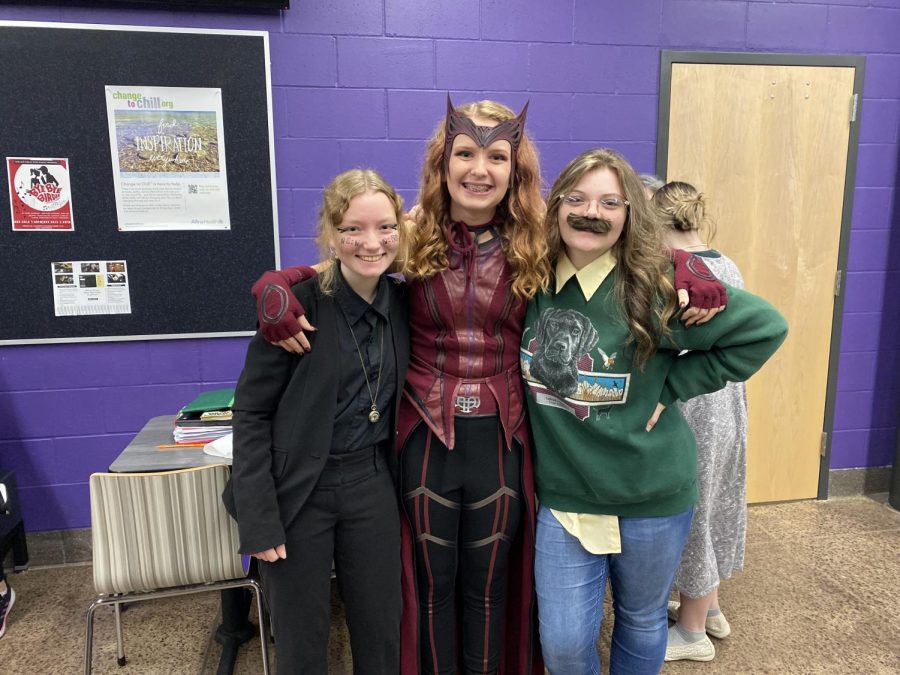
535, 504, 694, 675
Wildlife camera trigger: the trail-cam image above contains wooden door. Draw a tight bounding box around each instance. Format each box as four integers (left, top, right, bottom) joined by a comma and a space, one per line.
665, 62, 856, 502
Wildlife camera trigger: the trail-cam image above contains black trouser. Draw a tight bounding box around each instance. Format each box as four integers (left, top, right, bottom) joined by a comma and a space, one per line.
401, 417, 523, 675
259, 445, 401, 675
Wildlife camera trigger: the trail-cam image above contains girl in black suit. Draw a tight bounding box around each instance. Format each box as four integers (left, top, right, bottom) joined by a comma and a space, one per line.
224, 169, 411, 674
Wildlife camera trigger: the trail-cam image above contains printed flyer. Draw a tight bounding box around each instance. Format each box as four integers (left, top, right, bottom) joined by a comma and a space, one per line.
7, 157, 74, 231
52, 260, 132, 316
105, 86, 230, 231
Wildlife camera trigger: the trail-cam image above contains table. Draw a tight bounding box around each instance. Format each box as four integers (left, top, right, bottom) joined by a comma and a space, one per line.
109, 415, 255, 675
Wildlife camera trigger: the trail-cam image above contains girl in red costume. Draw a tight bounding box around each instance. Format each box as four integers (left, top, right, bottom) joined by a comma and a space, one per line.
250, 98, 725, 675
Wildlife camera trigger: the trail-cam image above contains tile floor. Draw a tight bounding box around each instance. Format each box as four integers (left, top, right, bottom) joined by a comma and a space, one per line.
1, 494, 898, 674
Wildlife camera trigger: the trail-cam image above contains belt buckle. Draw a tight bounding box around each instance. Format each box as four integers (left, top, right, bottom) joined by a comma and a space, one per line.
455, 395, 481, 414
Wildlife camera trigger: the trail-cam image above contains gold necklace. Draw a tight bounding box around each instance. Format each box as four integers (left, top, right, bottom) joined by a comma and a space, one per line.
340, 308, 385, 424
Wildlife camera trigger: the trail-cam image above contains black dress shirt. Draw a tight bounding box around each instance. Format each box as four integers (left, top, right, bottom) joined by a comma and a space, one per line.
330, 268, 396, 454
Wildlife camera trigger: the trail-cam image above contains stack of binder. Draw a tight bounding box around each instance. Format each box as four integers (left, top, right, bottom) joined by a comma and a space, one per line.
174, 388, 234, 445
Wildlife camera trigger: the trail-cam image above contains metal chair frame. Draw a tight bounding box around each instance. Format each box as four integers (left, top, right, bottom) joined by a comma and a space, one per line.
82, 466, 270, 674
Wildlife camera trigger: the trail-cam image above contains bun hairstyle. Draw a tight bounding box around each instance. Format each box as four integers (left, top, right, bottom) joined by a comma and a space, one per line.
653, 180, 717, 241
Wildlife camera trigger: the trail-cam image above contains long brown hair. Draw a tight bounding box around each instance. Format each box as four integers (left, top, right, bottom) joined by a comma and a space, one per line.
314, 169, 408, 295
404, 100, 551, 299
545, 149, 678, 368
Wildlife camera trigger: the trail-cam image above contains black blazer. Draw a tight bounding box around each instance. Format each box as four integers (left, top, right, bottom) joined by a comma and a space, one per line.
222, 276, 410, 555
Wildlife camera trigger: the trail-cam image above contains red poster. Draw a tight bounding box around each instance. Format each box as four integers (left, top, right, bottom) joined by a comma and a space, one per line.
7, 157, 74, 231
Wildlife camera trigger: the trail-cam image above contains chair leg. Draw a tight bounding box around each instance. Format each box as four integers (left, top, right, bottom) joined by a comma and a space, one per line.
249, 581, 271, 675
114, 602, 126, 666
84, 600, 101, 675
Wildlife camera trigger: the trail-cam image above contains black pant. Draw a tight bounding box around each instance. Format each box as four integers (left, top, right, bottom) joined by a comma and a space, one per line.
401, 417, 523, 675
259, 446, 401, 675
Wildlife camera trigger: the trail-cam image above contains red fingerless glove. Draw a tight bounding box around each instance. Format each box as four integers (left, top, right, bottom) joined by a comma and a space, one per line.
671, 249, 728, 309
250, 266, 317, 342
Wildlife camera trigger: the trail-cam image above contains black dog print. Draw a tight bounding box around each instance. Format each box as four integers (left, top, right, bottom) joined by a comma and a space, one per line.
531, 308, 599, 397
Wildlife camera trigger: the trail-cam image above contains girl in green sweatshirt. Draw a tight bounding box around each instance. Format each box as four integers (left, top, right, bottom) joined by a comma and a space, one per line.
521, 149, 787, 675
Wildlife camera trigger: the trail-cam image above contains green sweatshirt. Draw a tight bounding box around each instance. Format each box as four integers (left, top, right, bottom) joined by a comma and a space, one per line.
521, 269, 788, 517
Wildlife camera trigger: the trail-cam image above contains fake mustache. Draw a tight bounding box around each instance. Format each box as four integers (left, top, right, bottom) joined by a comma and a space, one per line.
567, 213, 613, 234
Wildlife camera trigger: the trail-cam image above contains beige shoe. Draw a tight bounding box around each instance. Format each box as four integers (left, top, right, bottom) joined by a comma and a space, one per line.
665, 627, 715, 662
666, 601, 732, 639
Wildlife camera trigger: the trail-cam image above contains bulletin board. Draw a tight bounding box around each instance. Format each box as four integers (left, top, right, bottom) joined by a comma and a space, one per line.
0, 21, 279, 344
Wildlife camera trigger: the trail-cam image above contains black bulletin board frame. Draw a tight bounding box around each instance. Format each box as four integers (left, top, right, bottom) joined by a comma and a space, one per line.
0, 21, 280, 345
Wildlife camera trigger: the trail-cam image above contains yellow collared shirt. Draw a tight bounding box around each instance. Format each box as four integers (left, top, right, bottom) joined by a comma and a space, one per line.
549, 250, 621, 554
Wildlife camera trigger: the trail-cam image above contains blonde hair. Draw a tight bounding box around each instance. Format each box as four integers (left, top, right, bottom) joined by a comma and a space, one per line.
314, 169, 407, 295
545, 148, 678, 369
405, 100, 551, 299
653, 180, 717, 242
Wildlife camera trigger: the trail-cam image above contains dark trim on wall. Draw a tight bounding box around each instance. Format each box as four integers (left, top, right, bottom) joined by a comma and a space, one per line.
656, 50, 866, 501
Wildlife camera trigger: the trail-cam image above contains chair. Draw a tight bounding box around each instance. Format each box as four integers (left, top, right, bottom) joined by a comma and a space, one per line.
84, 465, 270, 674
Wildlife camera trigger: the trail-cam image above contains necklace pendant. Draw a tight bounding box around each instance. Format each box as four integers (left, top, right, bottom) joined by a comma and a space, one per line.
368, 406, 380, 423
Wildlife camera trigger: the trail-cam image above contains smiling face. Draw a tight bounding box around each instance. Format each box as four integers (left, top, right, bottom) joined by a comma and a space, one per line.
446, 115, 513, 225
330, 190, 400, 298
557, 166, 629, 269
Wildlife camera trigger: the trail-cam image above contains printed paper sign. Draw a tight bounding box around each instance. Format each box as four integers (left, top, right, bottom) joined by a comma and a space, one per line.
52, 260, 132, 316
7, 157, 74, 231
105, 86, 230, 231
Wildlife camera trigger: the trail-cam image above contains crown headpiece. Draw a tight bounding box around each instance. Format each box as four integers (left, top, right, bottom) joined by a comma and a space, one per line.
443, 95, 529, 177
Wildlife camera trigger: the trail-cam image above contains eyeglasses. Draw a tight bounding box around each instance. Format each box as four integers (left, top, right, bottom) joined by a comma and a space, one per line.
560, 193, 629, 211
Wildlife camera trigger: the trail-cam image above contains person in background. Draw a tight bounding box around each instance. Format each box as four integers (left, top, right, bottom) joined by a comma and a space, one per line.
0, 568, 14, 639
523, 150, 787, 674
223, 169, 411, 675
640, 173, 665, 200
653, 180, 750, 663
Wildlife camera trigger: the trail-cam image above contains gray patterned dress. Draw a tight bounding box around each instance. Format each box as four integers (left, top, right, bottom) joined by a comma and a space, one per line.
674, 251, 748, 598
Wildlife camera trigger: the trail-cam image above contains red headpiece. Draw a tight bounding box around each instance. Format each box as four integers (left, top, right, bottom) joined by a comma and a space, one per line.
443, 95, 529, 177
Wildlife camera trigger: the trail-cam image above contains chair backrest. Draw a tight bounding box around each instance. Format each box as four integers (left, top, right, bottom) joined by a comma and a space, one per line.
90, 465, 244, 595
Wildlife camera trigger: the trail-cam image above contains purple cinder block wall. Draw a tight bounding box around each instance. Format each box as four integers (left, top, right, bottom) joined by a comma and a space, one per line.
1, 0, 898, 531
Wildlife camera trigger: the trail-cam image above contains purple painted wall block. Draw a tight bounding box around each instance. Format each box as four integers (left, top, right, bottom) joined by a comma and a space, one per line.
272, 88, 289, 138
100, 384, 201, 434
747, 3, 828, 51
339, 38, 434, 89
20, 483, 91, 531
574, 0, 662, 47
275, 139, 342, 188
285, 89, 386, 138
836, 350, 878, 392
57, 7, 177, 26
830, 428, 895, 469
847, 229, 892, 272
270, 34, 336, 87
388, 91, 448, 139
843, 272, 888, 313
851, 188, 895, 230
0, 439, 54, 488
529, 44, 621, 93
180, 9, 283, 32
283, 0, 382, 36
833, 389, 898, 430
385, 0, 479, 39
53, 434, 136, 484
146, 341, 202, 384
854, 143, 899, 188
290, 189, 324, 236
277, 189, 296, 237
865, 55, 900, 100
338, 140, 424, 190
482, 0, 573, 43
826, 7, 900, 54
572, 94, 656, 141
279, 237, 321, 269
0, 390, 107, 441
436, 41, 529, 92
661, 0, 747, 49
840, 312, 885, 352
860, 99, 900, 144
200, 338, 251, 383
